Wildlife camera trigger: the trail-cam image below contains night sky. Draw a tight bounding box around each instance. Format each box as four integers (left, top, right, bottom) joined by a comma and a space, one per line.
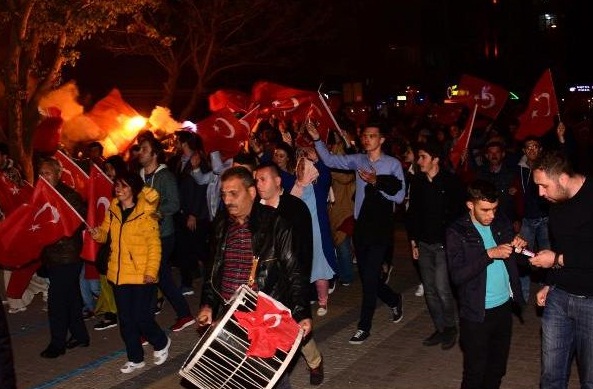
65, 0, 593, 114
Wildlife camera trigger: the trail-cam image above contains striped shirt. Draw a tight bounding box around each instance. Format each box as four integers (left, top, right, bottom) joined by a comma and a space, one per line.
220, 218, 255, 300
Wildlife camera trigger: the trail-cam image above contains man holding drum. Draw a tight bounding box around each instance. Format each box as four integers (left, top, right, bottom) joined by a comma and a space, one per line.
197, 166, 312, 389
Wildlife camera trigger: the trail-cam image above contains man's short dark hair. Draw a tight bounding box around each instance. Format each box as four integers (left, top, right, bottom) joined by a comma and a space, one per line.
175, 131, 198, 150
0, 142, 9, 156
467, 179, 499, 203
88, 141, 103, 153
522, 136, 541, 148
221, 166, 256, 188
531, 150, 574, 178
414, 140, 442, 160
255, 161, 282, 178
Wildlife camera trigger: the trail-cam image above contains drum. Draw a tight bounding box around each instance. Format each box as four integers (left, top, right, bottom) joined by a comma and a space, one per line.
179, 285, 303, 389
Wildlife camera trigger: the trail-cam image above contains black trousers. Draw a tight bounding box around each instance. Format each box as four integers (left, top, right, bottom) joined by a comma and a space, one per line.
459, 300, 512, 389
46, 262, 89, 350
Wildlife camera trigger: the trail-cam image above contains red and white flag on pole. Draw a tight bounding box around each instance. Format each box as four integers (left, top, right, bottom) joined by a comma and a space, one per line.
197, 108, 251, 161
0, 177, 85, 268
80, 164, 113, 262
450, 75, 509, 120
514, 69, 559, 140
54, 150, 89, 200
449, 104, 479, 170
0, 174, 34, 217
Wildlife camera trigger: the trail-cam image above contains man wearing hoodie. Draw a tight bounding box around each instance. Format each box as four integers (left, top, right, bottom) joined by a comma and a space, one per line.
138, 135, 195, 332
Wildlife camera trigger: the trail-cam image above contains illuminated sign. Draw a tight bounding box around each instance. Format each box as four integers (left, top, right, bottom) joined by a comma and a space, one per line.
568, 85, 593, 92
397, 95, 407, 101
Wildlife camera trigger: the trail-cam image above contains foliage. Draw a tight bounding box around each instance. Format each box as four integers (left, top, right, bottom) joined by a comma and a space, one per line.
100, 0, 335, 119
0, 0, 159, 180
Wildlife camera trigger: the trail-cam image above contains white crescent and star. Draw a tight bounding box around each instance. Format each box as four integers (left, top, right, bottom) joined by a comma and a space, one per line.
213, 118, 236, 139
532, 93, 551, 118
263, 313, 282, 328
30, 202, 60, 231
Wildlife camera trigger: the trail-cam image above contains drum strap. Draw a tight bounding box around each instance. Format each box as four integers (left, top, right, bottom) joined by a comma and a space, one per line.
248, 256, 259, 288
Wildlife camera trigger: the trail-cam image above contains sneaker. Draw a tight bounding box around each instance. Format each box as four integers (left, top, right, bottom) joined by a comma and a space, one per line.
316, 305, 328, 317
170, 316, 196, 332
141, 336, 149, 346
155, 297, 165, 315
422, 330, 443, 346
180, 287, 194, 296
120, 361, 145, 374
328, 279, 336, 295
390, 294, 403, 323
441, 326, 457, 350
153, 337, 171, 365
415, 283, 424, 297
340, 281, 352, 287
349, 329, 370, 344
8, 307, 26, 314
94, 318, 118, 331
309, 356, 324, 385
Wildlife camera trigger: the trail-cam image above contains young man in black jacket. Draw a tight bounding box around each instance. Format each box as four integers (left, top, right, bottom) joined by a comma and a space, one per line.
446, 179, 526, 389
407, 140, 465, 350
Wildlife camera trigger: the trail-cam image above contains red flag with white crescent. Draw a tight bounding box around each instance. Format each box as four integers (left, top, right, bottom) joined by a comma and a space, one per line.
449, 104, 478, 170
54, 150, 90, 200
0, 177, 85, 268
451, 74, 508, 120
80, 164, 113, 262
0, 174, 34, 217
514, 69, 559, 140
208, 89, 251, 113
197, 108, 250, 161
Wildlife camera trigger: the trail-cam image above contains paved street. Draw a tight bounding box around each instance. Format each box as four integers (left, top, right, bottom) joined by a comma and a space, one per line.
7, 224, 581, 389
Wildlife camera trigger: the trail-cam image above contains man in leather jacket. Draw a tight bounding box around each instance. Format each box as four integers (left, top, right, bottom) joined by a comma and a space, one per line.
197, 166, 312, 389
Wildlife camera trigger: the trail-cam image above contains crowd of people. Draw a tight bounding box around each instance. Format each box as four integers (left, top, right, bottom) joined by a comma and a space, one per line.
0, 98, 592, 389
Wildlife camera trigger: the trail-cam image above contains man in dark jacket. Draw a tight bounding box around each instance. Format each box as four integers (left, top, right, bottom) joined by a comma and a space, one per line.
198, 166, 312, 389
446, 179, 526, 389
38, 158, 90, 358
407, 140, 465, 350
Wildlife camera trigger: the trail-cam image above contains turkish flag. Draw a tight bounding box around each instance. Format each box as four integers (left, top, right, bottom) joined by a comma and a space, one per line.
0, 174, 34, 216
452, 75, 508, 120
514, 69, 559, 140
233, 291, 301, 358
430, 103, 464, 126
54, 150, 89, 200
80, 164, 113, 262
208, 89, 251, 113
251, 81, 339, 142
197, 108, 250, 161
449, 104, 478, 170
0, 177, 85, 268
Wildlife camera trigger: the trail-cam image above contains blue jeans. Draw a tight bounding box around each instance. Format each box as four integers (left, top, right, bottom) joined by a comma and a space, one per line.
156, 235, 192, 319
519, 217, 550, 301
79, 265, 100, 314
541, 286, 593, 389
417, 242, 456, 331
335, 236, 354, 284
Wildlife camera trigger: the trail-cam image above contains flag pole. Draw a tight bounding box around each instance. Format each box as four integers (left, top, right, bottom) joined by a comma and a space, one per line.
547, 68, 562, 123
461, 104, 478, 169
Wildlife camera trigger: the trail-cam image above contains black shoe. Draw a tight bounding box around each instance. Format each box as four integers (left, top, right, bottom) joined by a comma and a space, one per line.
390, 294, 404, 323
66, 337, 90, 349
309, 356, 324, 385
40, 345, 65, 358
422, 330, 443, 346
349, 329, 370, 344
441, 326, 457, 350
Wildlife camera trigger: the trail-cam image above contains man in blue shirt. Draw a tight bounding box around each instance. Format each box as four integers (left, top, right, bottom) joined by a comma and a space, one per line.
306, 121, 404, 344
446, 179, 526, 389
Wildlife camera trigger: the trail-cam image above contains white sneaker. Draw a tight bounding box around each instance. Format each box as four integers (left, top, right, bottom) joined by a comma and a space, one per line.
316, 305, 328, 317
415, 284, 424, 297
120, 361, 145, 374
153, 337, 171, 365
